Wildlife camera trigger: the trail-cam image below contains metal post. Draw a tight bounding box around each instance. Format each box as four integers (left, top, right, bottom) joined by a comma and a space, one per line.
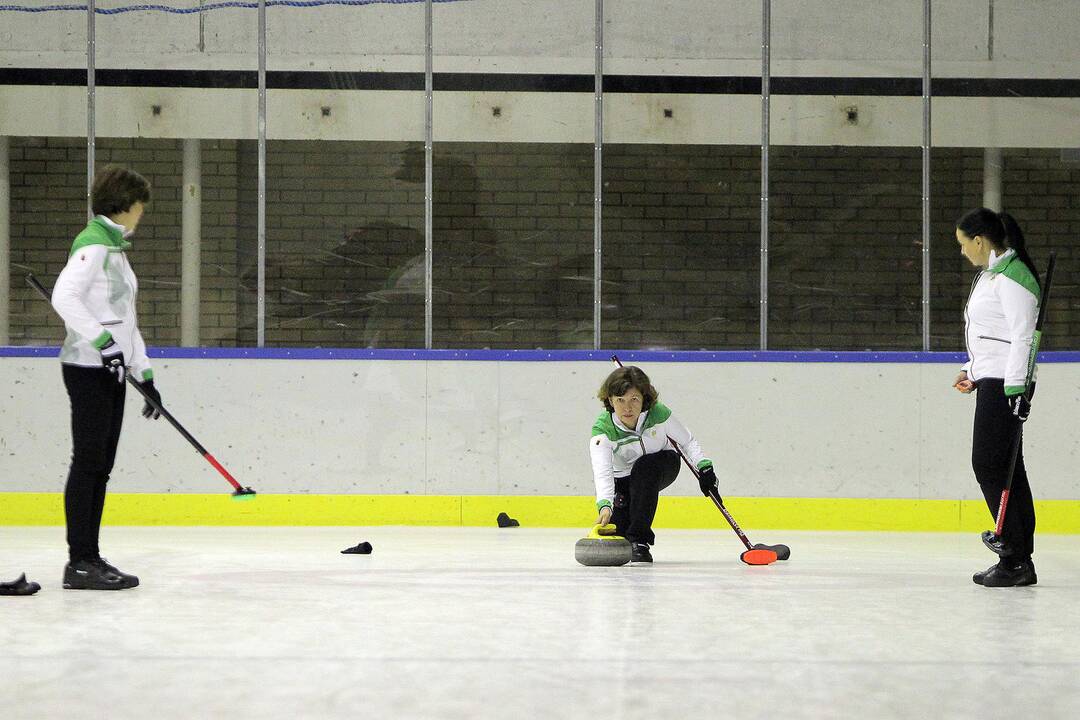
593, 0, 603, 350
257, 0, 267, 347
424, 0, 433, 350
759, 0, 770, 350
983, 147, 1003, 212
86, 0, 96, 218
181, 139, 202, 347
921, 0, 931, 351
0, 137, 9, 345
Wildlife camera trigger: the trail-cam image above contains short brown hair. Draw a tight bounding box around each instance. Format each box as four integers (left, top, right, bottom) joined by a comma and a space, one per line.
91, 165, 151, 217
598, 366, 658, 413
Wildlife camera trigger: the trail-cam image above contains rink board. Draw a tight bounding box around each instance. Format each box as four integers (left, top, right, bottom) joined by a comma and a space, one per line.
2, 492, 1079, 532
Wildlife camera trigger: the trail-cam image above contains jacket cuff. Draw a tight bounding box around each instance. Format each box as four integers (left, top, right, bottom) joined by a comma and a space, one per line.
141, 369, 154, 382
697, 459, 713, 471
1004, 385, 1026, 397
92, 330, 113, 349
596, 499, 613, 512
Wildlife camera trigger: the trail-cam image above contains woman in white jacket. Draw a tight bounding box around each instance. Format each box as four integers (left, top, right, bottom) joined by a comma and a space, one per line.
589, 366, 718, 563
953, 207, 1041, 588
50, 166, 160, 591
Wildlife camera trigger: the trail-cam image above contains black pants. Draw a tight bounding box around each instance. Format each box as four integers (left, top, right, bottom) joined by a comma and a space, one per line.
972, 378, 1035, 562
63, 364, 126, 563
611, 450, 680, 545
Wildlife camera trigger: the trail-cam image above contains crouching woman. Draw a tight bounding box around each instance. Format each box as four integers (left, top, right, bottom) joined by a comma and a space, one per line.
589, 366, 717, 563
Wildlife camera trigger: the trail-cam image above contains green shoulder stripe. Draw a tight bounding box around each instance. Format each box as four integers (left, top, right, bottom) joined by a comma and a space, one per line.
642, 401, 672, 429
69, 218, 129, 257
591, 412, 620, 441
990, 255, 1040, 299
592, 412, 639, 443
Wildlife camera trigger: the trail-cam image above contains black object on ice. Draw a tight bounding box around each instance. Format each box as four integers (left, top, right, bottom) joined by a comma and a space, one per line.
342, 541, 373, 554
0, 573, 41, 596
752, 542, 791, 561
496, 512, 520, 528
981, 530, 1004, 556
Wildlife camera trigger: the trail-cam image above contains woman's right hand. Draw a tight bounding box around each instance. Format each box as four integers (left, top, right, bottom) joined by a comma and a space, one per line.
597, 506, 613, 527
954, 372, 975, 393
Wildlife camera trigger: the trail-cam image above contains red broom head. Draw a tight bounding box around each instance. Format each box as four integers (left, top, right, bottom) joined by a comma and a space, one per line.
740, 548, 779, 565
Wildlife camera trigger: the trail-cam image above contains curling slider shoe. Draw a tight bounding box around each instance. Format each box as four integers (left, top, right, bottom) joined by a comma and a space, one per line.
740, 547, 779, 565
496, 512, 520, 528
342, 541, 373, 555
232, 486, 257, 500
753, 542, 791, 561
0, 573, 41, 596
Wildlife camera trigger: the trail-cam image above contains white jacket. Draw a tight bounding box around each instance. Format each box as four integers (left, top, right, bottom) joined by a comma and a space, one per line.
589, 401, 710, 508
962, 248, 1039, 395
51, 216, 153, 381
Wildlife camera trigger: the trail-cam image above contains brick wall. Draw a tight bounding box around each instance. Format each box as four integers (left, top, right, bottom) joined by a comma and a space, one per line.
430, 143, 593, 349
997, 151, 1080, 352
235, 140, 429, 347
7, 137, 242, 347
602, 144, 760, 349
6, 139, 1079, 350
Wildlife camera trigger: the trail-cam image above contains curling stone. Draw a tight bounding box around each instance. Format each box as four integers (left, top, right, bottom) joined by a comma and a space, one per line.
574, 524, 632, 567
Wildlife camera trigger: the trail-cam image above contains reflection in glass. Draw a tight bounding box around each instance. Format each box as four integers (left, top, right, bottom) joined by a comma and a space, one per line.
8, 138, 87, 345
257, 140, 425, 347
431, 143, 593, 349
602, 145, 760, 350
769, 147, 922, 350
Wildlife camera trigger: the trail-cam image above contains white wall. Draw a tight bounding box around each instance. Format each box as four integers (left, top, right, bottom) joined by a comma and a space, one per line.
2, 1, 1080, 146
2, 357, 1078, 499
4, 1, 1079, 76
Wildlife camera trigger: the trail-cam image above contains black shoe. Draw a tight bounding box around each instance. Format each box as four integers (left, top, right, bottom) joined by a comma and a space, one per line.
631, 543, 653, 563
974, 560, 1036, 588
63, 559, 139, 590
93, 558, 139, 588
981, 531, 1004, 556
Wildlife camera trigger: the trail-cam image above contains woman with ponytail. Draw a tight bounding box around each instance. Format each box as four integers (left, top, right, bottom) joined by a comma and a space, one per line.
953, 207, 1041, 587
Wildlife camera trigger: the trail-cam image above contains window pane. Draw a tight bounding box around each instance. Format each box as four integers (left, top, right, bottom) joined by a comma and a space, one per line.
263, 2, 426, 346
602, 1, 761, 349
433, 1, 594, 348
6, 9, 85, 345
768, 2, 922, 350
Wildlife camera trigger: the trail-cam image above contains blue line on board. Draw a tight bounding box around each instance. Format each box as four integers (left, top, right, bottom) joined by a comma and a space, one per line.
4, 346, 1080, 363
0, 0, 457, 14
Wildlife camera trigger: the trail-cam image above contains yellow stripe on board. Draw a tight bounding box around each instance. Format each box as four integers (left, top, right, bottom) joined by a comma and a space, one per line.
1, 493, 1079, 532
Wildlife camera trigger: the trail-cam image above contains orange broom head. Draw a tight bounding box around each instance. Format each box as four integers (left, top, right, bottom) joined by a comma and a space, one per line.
740, 548, 778, 565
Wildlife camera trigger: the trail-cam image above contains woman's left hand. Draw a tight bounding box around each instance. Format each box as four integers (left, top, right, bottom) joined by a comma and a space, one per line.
953, 372, 975, 393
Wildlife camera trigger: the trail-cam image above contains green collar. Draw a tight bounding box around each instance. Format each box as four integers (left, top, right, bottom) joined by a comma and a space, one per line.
985, 249, 1016, 275
90, 216, 132, 250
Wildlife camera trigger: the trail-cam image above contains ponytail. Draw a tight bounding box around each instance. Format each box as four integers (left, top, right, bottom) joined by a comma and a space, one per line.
956, 207, 1040, 287
999, 212, 1040, 288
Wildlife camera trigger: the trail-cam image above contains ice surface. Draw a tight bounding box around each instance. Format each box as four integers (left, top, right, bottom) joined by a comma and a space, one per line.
1, 527, 1078, 719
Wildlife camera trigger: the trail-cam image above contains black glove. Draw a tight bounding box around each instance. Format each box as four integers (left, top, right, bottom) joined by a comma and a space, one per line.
1008, 393, 1031, 422
99, 338, 126, 383
140, 379, 162, 420
697, 465, 719, 498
